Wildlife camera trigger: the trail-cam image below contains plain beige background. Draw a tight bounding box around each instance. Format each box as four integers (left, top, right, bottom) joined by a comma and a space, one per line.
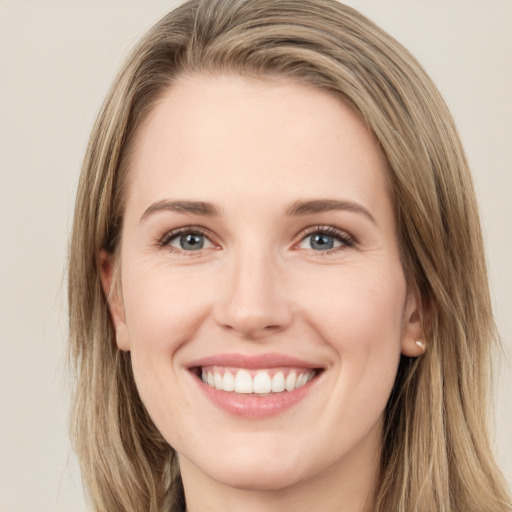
0, 1, 510, 510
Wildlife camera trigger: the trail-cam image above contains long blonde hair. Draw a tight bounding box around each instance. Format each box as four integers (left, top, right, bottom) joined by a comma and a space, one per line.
68, 1, 511, 510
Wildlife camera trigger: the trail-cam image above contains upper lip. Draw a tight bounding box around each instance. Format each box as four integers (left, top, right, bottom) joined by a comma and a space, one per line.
186, 353, 324, 370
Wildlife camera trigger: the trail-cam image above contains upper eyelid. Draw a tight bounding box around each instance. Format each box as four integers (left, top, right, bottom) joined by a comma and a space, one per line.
298, 225, 350, 235
294, 225, 356, 243
159, 226, 218, 246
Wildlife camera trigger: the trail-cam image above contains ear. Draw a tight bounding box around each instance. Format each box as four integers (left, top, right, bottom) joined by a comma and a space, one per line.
401, 287, 426, 357
98, 249, 130, 351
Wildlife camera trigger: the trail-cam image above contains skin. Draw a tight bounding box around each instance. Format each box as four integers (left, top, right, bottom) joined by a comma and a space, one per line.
100, 74, 424, 512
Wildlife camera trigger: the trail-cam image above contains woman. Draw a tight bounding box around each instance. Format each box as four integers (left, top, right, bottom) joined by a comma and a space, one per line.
68, 0, 511, 510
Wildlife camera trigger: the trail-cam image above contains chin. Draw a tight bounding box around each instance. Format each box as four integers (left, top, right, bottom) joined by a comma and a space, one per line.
180, 435, 324, 493
205, 459, 308, 492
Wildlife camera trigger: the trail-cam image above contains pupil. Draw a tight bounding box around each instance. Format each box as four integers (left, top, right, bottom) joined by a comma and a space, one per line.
180, 233, 204, 250
311, 233, 333, 250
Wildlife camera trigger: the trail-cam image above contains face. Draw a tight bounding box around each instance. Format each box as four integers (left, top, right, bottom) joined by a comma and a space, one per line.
101, 75, 422, 496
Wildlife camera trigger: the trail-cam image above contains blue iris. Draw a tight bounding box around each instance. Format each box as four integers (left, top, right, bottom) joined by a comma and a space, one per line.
310, 233, 334, 250
179, 233, 204, 250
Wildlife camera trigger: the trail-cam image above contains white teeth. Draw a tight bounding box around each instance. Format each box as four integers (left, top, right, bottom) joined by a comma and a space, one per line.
234, 369, 253, 393
214, 372, 223, 390
253, 371, 272, 394
285, 371, 297, 391
222, 371, 235, 392
271, 371, 285, 392
296, 373, 307, 388
201, 367, 316, 394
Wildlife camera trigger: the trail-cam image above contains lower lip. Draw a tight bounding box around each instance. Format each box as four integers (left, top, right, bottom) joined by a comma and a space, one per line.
192, 373, 318, 419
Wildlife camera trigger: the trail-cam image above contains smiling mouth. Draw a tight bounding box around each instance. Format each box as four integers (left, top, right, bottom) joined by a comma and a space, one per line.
191, 366, 321, 395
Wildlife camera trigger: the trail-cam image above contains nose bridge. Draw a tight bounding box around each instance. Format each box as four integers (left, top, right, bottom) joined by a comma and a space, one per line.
214, 240, 292, 338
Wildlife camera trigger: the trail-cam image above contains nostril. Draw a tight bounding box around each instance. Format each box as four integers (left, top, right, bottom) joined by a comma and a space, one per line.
215, 306, 293, 340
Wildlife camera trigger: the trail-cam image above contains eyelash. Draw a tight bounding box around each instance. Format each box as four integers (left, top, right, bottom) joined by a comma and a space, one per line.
298, 225, 356, 254
157, 225, 356, 255
158, 226, 217, 254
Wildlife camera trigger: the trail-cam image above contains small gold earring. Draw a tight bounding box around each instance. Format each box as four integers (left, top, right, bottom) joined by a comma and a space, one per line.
415, 340, 426, 353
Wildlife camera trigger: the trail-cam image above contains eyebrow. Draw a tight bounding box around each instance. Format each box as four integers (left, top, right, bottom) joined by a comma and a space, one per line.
140, 200, 220, 221
285, 199, 376, 224
140, 198, 375, 224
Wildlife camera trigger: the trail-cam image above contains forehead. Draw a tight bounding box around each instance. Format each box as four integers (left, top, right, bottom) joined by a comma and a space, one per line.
124, 74, 391, 220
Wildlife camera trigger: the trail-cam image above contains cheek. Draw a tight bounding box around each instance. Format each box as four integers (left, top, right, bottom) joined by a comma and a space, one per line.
301, 261, 406, 349
120, 264, 213, 441
302, 263, 406, 399
122, 261, 215, 352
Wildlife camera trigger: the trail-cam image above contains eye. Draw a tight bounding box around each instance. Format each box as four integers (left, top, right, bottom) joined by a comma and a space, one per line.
160, 228, 215, 252
297, 226, 355, 252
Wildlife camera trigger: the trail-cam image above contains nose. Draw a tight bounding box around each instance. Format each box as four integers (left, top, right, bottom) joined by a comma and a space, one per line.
213, 248, 293, 340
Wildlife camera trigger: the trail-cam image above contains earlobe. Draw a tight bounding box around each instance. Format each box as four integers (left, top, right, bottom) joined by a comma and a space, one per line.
98, 249, 131, 351
402, 338, 426, 357
114, 323, 131, 351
